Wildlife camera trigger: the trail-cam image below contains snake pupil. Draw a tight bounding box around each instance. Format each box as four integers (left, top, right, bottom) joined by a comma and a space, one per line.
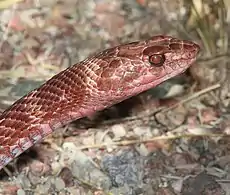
149, 54, 165, 66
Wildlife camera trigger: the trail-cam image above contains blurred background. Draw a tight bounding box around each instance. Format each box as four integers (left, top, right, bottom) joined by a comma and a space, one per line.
0, 0, 229, 195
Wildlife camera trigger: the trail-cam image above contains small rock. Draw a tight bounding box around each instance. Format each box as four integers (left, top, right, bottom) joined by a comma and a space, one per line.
17, 189, 26, 195
54, 178, 65, 191
111, 124, 126, 139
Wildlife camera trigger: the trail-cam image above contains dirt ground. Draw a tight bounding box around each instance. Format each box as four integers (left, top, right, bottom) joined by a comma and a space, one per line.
0, 0, 229, 194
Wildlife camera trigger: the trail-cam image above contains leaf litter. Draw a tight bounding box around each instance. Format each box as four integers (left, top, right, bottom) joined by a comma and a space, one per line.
0, 0, 229, 195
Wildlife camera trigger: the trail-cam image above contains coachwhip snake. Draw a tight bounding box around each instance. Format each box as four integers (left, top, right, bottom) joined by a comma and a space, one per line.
0, 35, 200, 170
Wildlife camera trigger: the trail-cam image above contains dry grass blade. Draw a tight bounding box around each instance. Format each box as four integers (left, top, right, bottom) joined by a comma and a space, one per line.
190, 0, 228, 56
0, 0, 22, 9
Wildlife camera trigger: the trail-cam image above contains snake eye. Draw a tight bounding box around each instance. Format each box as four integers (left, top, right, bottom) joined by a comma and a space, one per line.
149, 54, 165, 66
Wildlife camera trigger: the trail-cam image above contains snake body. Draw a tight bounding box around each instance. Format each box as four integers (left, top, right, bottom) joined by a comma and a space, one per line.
0, 35, 200, 170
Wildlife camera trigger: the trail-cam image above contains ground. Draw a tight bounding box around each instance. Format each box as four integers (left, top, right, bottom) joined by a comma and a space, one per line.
0, 0, 229, 195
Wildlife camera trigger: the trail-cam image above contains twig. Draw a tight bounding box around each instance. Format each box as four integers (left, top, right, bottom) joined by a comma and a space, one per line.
160, 83, 221, 113
3, 166, 13, 177
76, 132, 226, 150
98, 84, 221, 127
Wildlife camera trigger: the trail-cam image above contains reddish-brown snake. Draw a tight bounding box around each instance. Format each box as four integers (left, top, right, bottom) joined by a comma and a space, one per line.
0, 35, 200, 170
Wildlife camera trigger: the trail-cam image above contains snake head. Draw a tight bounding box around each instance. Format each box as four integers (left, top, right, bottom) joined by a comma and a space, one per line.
93, 35, 200, 99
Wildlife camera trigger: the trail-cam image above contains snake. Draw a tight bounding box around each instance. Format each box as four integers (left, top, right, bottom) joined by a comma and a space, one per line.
0, 35, 200, 170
